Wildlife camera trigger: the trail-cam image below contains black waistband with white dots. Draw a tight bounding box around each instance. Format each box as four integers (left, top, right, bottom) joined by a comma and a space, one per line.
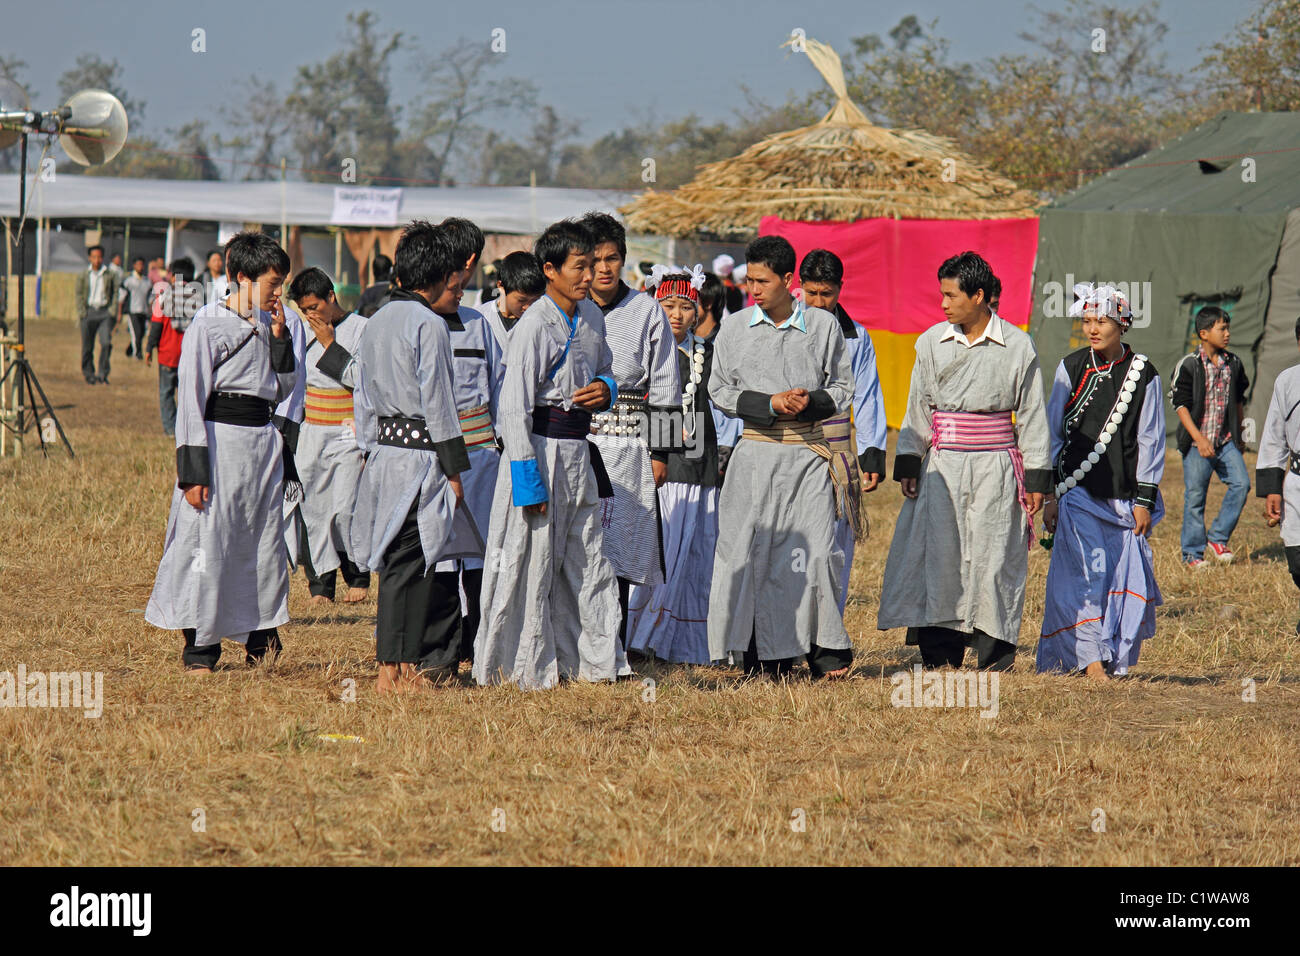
378, 416, 435, 450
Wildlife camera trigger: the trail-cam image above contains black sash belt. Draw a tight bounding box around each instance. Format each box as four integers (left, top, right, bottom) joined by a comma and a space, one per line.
1289, 451, 1300, 477
531, 406, 613, 499
205, 392, 273, 426
379, 415, 435, 450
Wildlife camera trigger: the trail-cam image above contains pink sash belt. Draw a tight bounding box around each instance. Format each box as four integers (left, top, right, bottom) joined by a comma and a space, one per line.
931, 410, 1033, 547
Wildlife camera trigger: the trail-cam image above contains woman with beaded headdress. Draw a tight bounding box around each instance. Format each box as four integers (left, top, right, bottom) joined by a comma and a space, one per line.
1036, 282, 1166, 679
625, 265, 739, 664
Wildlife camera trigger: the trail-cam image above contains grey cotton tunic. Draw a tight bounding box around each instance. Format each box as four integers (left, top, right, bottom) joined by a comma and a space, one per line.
276, 305, 309, 564
145, 302, 298, 645
478, 298, 516, 353
433, 305, 505, 572
294, 311, 368, 576
705, 303, 854, 661
876, 315, 1052, 645
348, 295, 476, 573
1256, 365, 1300, 547
590, 285, 681, 586
474, 294, 623, 690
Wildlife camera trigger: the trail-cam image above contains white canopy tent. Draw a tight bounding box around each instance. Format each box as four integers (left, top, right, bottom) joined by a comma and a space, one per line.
0, 174, 634, 233
0, 174, 637, 315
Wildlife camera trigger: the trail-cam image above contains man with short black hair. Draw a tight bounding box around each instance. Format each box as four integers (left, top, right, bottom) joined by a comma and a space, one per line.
286, 267, 371, 605
479, 250, 545, 348
580, 211, 682, 671
122, 256, 152, 360
707, 234, 855, 679
145, 231, 297, 673
798, 248, 887, 613
878, 250, 1050, 671
357, 253, 392, 318
75, 245, 121, 384
349, 220, 475, 693
474, 218, 621, 690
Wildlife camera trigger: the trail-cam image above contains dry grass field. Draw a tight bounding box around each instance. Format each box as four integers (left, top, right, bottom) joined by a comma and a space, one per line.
1, 318, 1298, 866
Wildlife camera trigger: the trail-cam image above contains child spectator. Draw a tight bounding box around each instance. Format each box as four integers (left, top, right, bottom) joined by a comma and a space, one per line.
1170, 306, 1250, 567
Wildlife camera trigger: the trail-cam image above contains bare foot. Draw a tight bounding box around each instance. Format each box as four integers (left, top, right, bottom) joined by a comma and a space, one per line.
1084, 661, 1110, 682
342, 587, 368, 604
309, 594, 332, 606
823, 666, 850, 680
377, 663, 401, 694
184, 666, 212, 677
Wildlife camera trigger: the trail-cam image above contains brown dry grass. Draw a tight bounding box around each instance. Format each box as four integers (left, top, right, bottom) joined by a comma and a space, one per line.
1, 320, 1298, 866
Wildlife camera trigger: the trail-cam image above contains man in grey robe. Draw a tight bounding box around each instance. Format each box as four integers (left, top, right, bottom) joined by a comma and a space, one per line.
1257, 318, 1300, 630
475, 219, 622, 691
581, 213, 682, 667
877, 251, 1050, 670
706, 235, 855, 679
349, 221, 475, 692
145, 232, 297, 671
427, 258, 506, 664
286, 267, 371, 604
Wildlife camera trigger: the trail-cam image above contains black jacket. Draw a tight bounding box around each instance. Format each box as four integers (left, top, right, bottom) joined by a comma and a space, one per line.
1169, 349, 1249, 456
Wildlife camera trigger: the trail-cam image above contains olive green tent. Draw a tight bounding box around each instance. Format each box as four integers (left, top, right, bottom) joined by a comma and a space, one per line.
1030, 111, 1300, 442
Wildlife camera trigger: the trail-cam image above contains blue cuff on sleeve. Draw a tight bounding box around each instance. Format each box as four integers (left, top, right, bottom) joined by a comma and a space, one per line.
596, 375, 618, 410
510, 458, 549, 507
769, 398, 775, 416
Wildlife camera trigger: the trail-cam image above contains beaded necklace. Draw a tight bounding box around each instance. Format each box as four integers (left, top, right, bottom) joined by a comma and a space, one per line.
1056, 351, 1148, 497
680, 332, 706, 440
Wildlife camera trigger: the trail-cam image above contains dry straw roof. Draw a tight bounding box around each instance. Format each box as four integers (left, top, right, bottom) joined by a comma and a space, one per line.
621, 38, 1040, 238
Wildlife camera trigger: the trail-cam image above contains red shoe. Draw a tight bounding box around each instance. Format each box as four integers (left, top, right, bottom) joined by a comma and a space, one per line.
1208, 542, 1234, 564
1185, 557, 1208, 570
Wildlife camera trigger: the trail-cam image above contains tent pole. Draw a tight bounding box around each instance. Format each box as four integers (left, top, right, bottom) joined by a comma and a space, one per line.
280, 157, 287, 249
334, 229, 342, 285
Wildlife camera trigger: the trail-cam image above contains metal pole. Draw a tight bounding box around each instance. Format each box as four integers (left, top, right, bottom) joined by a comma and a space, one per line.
15, 131, 26, 458
280, 157, 287, 248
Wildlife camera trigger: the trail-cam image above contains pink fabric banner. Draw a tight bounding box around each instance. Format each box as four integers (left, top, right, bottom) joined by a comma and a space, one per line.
759, 216, 1040, 332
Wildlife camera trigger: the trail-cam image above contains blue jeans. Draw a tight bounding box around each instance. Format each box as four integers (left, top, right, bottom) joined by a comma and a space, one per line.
158, 364, 178, 436
1181, 442, 1250, 559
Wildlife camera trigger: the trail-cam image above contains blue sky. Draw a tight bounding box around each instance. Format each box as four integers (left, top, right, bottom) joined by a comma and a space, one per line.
8, 0, 1245, 141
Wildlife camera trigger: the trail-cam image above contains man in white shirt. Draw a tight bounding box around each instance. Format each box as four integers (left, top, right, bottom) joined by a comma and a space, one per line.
74, 245, 121, 385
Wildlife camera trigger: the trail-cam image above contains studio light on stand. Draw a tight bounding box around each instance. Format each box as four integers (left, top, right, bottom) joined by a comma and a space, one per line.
0, 86, 128, 459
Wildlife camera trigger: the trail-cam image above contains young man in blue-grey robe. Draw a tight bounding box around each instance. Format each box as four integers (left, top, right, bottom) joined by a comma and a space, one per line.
349, 221, 476, 693
145, 232, 297, 671
474, 219, 622, 690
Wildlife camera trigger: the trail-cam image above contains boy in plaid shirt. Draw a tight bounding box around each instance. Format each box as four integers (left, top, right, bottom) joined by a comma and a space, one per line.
1170, 307, 1250, 567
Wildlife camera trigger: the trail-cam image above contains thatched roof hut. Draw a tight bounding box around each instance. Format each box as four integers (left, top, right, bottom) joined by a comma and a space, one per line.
620, 39, 1039, 238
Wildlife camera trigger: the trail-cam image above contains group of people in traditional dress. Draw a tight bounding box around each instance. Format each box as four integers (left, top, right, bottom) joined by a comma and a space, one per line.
142, 218, 1300, 690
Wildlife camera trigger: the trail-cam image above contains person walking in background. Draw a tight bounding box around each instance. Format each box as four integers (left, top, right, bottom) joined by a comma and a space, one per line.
200, 248, 230, 304
122, 256, 152, 360
1171, 306, 1250, 568
357, 253, 392, 318
75, 244, 121, 385
146, 258, 195, 436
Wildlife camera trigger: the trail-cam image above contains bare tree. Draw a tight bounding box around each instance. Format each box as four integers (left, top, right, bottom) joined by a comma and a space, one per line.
410, 41, 539, 185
